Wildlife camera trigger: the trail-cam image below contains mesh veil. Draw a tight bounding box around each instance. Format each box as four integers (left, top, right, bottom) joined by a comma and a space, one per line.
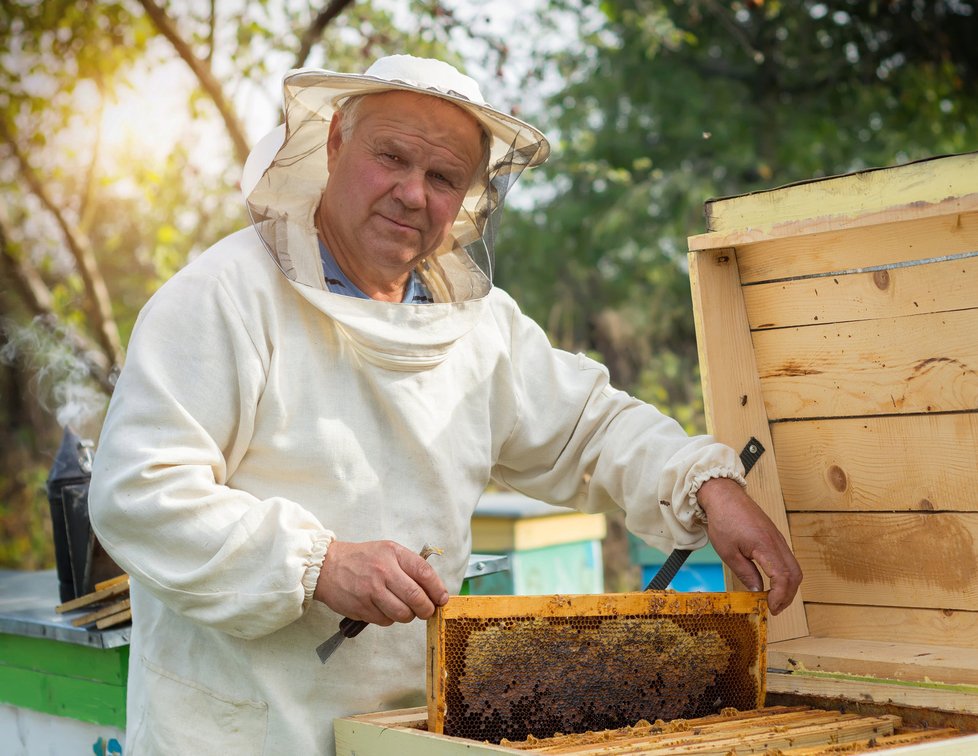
245, 67, 549, 304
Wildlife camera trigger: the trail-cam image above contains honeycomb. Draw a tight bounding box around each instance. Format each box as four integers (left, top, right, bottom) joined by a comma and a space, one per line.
428, 593, 766, 744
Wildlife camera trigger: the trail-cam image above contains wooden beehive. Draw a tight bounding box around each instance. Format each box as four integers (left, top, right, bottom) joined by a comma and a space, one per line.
334, 152, 978, 754
687, 151, 978, 747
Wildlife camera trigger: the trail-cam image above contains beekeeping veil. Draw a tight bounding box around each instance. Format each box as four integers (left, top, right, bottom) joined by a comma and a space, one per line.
242, 55, 550, 303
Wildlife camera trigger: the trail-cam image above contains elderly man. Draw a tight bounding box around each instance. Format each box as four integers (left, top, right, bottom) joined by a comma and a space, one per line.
90, 55, 801, 754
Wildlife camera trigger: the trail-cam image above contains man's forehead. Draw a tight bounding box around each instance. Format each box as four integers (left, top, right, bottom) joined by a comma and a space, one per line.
352, 90, 486, 147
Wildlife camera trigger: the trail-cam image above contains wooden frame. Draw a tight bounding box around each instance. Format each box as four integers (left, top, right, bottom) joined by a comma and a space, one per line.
426, 592, 767, 742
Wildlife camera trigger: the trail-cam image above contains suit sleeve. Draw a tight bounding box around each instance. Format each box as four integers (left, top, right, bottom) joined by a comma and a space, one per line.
89, 271, 332, 639
491, 301, 745, 553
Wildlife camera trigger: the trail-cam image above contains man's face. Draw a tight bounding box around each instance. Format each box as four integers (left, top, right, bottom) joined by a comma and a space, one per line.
319, 90, 484, 294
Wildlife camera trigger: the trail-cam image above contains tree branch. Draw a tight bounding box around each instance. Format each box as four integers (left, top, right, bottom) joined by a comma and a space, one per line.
0, 121, 125, 371
294, 0, 357, 69
0, 218, 115, 395
136, 0, 251, 165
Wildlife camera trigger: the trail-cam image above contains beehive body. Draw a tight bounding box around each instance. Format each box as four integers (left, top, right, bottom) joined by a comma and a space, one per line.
426, 592, 766, 743
687, 151, 978, 715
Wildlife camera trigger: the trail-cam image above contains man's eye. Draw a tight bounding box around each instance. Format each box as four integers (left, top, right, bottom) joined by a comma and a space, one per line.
430, 172, 455, 186
382, 153, 401, 162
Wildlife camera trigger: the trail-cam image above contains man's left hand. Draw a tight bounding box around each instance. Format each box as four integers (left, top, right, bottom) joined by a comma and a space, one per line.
695, 477, 803, 615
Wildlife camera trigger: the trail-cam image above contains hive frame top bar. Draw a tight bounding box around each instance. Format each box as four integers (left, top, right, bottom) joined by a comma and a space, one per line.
435, 590, 769, 619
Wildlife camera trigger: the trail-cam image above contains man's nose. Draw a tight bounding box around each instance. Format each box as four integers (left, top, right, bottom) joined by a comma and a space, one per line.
392, 169, 427, 209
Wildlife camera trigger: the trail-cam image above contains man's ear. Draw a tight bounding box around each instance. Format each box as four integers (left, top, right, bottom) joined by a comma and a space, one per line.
326, 112, 344, 166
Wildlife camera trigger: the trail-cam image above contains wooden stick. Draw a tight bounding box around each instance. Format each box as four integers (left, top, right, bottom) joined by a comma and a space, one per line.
94, 573, 129, 591
56, 580, 130, 613
96, 609, 132, 629
71, 599, 131, 627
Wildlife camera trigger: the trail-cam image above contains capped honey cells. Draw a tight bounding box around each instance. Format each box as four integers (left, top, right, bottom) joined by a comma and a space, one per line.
427, 592, 767, 744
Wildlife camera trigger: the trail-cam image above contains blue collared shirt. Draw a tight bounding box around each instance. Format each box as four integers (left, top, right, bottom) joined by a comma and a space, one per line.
318, 240, 433, 304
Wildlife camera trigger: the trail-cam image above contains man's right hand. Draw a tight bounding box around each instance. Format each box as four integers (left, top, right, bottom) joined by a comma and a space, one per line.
312, 540, 449, 626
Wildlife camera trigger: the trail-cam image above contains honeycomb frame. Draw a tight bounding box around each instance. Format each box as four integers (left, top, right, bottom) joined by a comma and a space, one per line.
426, 591, 768, 744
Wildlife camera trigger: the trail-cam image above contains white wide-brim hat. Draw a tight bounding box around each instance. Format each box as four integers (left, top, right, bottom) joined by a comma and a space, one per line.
243, 55, 550, 302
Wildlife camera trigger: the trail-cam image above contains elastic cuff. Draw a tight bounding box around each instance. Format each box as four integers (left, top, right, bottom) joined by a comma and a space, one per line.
301, 530, 336, 607
687, 467, 747, 522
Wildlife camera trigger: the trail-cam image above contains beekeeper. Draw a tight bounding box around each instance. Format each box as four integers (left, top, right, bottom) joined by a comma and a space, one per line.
89, 55, 801, 754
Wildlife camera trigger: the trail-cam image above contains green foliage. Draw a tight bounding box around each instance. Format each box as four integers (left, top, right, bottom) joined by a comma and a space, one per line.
497, 0, 978, 432
0, 0, 534, 569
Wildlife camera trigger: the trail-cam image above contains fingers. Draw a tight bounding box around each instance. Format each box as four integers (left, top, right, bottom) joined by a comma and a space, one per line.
697, 478, 803, 615
751, 535, 803, 615
722, 552, 764, 593
313, 540, 449, 625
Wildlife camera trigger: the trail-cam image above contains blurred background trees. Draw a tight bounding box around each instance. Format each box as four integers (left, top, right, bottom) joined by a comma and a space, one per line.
2, 0, 976, 571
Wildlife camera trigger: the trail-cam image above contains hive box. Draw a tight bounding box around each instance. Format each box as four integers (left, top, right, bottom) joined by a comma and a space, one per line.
687, 151, 978, 750
335, 152, 978, 754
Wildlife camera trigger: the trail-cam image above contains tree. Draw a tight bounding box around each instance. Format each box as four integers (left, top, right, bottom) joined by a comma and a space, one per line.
498, 0, 978, 424
0, 0, 506, 568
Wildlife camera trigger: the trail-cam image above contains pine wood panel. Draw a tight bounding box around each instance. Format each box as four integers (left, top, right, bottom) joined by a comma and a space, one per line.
753, 309, 978, 420
743, 253, 978, 330
771, 414, 978, 512
787, 512, 978, 611
805, 603, 978, 649
700, 153, 978, 235
688, 247, 808, 641
768, 636, 978, 686
726, 209, 978, 284
767, 672, 978, 719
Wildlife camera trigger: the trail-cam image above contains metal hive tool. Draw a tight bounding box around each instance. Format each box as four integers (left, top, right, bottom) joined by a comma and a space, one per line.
426, 591, 768, 744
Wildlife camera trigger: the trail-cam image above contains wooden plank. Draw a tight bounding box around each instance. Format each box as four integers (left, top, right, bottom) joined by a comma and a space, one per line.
434, 591, 768, 620
805, 603, 978, 649
93, 573, 129, 591
690, 193, 978, 252
771, 414, 978, 512
492, 706, 812, 754
723, 210, 978, 284
71, 598, 131, 627
55, 579, 130, 613
95, 608, 132, 629
335, 712, 519, 755
743, 253, 978, 330
688, 246, 808, 642
754, 309, 978, 420
528, 710, 880, 754
769, 636, 978, 686
787, 512, 978, 611
767, 670, 978, 717
620, 716, 900, 755
697, 152, 978, 235
786, 729, 963, 755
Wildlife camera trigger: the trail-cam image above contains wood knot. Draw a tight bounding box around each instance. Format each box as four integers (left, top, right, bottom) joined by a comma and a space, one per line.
918, 498, 935, 511
827, 465, 848, 492
873, 269, 890, 290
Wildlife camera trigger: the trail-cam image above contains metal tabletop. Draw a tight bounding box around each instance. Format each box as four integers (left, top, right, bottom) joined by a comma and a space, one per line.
0, 569, 130, 649
0, 554, 509, 650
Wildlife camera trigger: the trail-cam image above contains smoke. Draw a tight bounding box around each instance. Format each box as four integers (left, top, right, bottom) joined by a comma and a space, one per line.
0, 316, 110, 441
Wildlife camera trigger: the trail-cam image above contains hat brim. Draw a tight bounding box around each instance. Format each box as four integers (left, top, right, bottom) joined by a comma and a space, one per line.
283, 68, 551, 169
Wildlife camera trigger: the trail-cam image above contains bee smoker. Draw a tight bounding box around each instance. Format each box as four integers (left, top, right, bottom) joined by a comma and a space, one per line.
46, 427, 122, 602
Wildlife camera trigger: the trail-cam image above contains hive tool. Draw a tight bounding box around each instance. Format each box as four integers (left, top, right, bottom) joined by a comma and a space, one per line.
316, 543, 443, 664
